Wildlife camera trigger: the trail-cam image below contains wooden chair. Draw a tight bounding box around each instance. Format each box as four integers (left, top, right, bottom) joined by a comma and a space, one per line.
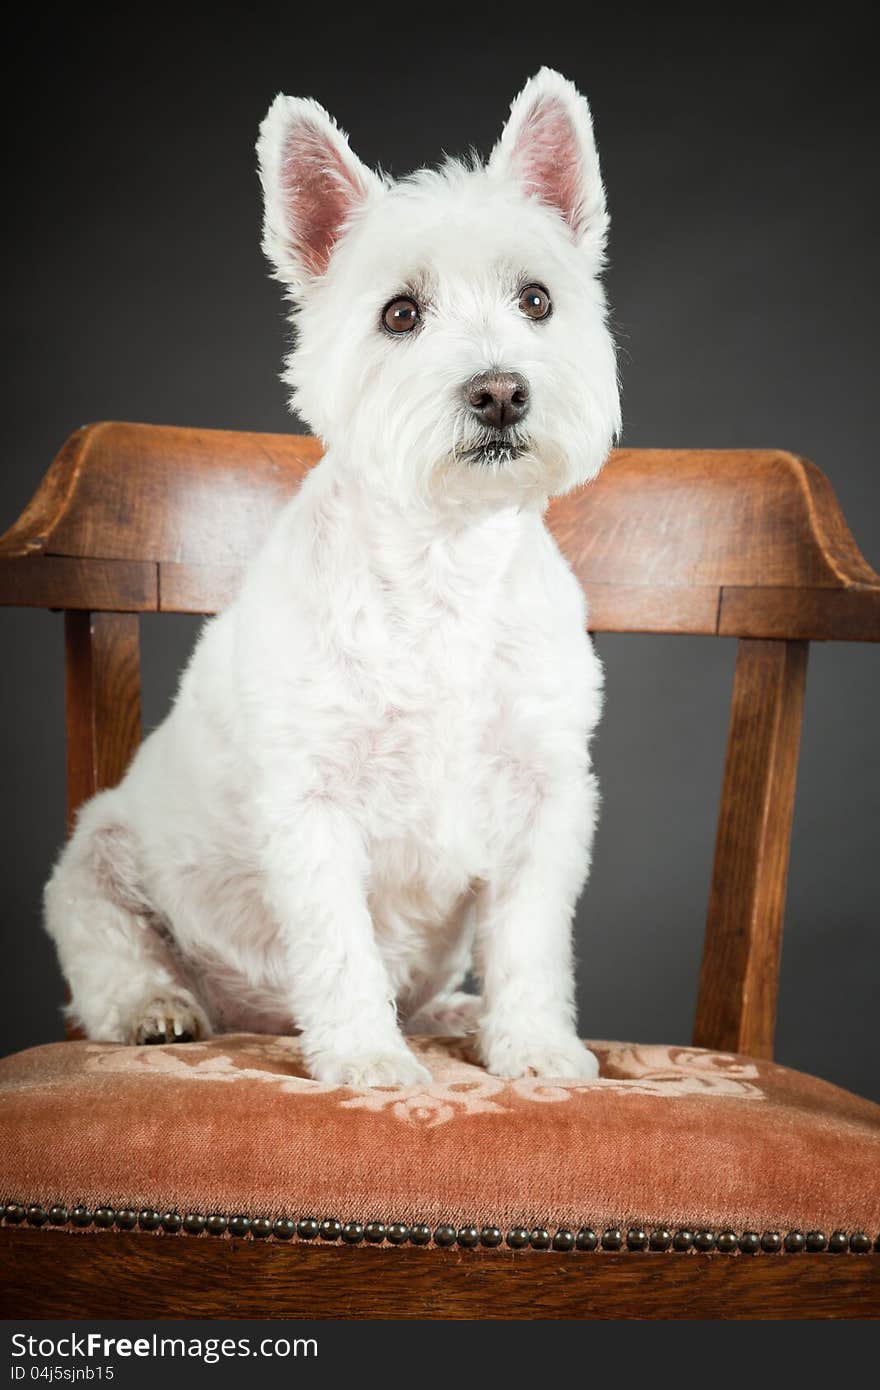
0, 422, 877, 1319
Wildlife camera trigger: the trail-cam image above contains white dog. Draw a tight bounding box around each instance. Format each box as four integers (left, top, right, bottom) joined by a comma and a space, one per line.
44, 68, 620, 1086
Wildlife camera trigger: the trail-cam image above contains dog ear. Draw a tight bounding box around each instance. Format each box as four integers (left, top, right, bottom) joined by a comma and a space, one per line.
489, 68, 607, 255
257, 95, 383, 291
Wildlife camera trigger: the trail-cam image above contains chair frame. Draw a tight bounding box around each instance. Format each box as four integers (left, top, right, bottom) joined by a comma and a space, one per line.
1, 422, 878, 1318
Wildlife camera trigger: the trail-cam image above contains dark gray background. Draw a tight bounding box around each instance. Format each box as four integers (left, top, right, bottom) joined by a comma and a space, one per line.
2, 8, 877, 1098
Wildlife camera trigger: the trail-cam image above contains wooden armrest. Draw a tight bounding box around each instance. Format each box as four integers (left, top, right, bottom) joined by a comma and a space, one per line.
1, 425, 878, 639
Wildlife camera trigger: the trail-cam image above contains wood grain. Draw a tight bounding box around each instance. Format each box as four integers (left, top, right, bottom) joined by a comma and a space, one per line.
158, 561, 244, 613
64, 612, 143, 831
585, 583, 720, 635
0, 555, 157, 611
693, 640, 808, 1057
553, 447, 880, 592
0, 422, 322, 565
719, 585, 880, 642
0, 1229, 876, 1320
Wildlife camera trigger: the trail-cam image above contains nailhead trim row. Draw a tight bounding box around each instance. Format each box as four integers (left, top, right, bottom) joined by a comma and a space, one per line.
2, 1202, 877, 1254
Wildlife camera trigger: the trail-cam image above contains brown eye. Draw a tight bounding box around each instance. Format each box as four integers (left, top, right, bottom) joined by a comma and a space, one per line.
382, 296, 421, 334
519, 284, 552, 321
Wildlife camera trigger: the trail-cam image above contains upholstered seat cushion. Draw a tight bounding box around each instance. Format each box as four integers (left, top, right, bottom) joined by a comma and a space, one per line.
1, 1035, 877, 1248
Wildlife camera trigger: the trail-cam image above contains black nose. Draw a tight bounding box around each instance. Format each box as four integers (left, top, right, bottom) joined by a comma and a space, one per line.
465, 371, 530, 429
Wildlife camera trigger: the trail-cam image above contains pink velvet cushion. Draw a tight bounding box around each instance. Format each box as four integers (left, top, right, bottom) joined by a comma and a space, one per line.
1, 1035, 877, 1243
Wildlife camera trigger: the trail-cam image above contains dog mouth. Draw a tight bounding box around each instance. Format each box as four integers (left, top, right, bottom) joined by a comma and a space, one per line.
462, 435, 528, 466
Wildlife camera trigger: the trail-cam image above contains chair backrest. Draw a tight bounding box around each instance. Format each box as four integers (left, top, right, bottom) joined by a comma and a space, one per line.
3, 422, 878, 1058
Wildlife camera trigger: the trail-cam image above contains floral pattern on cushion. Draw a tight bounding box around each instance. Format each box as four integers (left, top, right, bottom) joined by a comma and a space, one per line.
78, 1034, 765, 1127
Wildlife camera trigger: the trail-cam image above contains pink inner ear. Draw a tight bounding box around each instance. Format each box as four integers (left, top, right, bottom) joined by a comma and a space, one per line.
281, 120, 365, 276
510, 96, 583, 233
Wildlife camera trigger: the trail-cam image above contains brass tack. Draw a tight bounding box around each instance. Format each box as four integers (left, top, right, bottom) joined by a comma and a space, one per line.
649, 1228, 672, 1251
506, 1227, 530, 1249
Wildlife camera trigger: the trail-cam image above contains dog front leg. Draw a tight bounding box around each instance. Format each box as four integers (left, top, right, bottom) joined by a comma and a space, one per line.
261, 801, 430, 1087
475, 771, 600, 1081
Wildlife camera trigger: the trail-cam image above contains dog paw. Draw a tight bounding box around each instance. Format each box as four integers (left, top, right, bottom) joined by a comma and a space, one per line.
312, 1050, 432, 1089
407, 991, 482, 1036
130, 991, 210, 1046
481, 1033, 600, 1081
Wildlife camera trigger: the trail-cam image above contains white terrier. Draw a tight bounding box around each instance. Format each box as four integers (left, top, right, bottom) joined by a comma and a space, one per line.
45, 68, 620, 1086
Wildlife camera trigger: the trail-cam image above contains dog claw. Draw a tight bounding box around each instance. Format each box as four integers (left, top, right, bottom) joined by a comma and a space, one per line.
481, 1034, 600, 1081
312, 1051, 432, 1088
130, 993, 208, 1046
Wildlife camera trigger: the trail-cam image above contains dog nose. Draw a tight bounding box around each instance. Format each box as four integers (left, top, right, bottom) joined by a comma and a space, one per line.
465, 371, 530, 429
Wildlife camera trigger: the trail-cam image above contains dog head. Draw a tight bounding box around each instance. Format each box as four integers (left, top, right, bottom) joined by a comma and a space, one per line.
257, 69, 620, 511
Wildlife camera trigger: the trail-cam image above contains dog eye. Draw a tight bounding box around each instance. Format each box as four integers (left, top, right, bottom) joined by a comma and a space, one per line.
382, 297, 421, 334
519, 284, 552, 321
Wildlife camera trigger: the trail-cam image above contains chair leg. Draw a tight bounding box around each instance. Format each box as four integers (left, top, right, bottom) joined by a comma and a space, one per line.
64, 610, 142, 831
694, 638, 808, 1058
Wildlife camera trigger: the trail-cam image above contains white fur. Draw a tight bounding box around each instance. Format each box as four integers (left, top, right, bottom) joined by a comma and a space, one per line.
45, 69, 620, 1086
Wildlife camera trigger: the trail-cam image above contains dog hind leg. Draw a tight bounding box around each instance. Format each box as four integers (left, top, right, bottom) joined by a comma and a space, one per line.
44, 803, 209, 1045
